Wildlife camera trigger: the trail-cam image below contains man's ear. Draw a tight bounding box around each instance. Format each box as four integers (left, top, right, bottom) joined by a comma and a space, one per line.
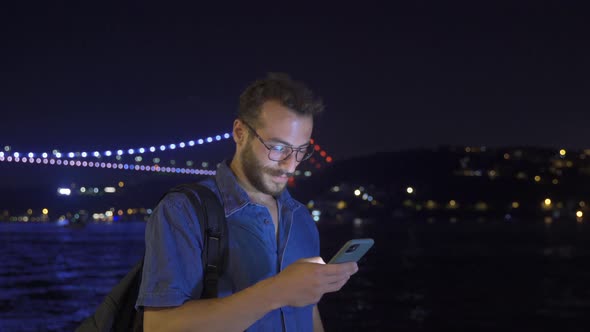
233, 119, 246, 145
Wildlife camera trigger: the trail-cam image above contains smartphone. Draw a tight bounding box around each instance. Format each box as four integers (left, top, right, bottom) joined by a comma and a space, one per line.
328, 238, 374, 264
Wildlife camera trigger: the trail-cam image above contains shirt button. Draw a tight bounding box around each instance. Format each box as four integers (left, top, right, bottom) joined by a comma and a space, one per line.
264, 219, 271, 225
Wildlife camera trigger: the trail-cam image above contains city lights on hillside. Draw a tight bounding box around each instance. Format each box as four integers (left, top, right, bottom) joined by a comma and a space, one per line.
312, 210, 321, 222
57, 188, 71, 196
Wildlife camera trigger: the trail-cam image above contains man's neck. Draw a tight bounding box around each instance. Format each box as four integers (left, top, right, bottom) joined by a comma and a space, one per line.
229, 158, 275, 206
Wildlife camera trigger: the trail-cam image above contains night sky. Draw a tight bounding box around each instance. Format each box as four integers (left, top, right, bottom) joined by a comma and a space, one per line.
1, 2, 589, 164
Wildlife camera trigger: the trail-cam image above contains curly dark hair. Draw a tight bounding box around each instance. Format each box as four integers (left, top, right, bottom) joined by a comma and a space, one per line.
238, 72, 324, 128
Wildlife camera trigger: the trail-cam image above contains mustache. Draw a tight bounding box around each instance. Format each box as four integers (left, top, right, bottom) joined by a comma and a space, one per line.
265, 168, 294, 178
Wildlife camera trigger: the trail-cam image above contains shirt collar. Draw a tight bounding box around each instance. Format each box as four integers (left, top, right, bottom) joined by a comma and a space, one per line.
214, 160, 298, 217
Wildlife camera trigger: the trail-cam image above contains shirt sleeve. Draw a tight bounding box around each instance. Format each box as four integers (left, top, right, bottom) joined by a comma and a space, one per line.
136, 192, 205, 309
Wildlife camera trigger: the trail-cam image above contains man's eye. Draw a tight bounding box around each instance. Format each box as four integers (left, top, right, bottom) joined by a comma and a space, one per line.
271, 145, 288, 153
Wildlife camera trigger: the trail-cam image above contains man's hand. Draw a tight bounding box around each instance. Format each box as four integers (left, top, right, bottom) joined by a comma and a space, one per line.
270, 257, 358, 308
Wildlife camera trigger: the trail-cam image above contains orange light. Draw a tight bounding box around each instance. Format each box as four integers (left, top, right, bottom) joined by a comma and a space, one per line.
326, 156, 333, 163
310, 138, 315, 144
314, 145, 321, 151
320, 151, 327, 157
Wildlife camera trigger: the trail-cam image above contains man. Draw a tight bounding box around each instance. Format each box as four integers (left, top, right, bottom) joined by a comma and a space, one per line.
136, 73, 358, 332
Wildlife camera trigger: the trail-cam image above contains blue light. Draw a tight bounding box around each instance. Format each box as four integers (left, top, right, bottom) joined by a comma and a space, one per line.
2, 129, 281, 175
124, 164, 129, 170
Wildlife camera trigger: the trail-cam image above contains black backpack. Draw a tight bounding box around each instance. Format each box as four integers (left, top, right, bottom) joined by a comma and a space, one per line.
76, 182, 228, 332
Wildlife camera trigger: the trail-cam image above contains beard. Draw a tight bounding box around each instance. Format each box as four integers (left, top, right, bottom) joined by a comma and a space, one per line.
240, 140, 292, 197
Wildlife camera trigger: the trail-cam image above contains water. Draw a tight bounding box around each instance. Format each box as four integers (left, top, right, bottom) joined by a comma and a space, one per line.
0, 222, 145, 332
318, 219, 590, 332
1, 219, 590, 331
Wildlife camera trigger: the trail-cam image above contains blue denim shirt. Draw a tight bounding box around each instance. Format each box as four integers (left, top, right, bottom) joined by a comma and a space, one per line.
136, 160, 320, 332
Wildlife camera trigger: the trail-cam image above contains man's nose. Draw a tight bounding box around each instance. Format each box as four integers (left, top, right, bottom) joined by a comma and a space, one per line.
280, 152, 299, 173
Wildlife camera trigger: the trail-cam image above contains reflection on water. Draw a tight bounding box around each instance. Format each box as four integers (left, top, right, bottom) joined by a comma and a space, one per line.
1, 218, 590, 331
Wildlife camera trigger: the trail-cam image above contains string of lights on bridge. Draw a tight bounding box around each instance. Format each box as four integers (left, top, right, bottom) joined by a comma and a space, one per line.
1, 132, 233, 159
0, 154, 216, 175
1, 136, 334, 173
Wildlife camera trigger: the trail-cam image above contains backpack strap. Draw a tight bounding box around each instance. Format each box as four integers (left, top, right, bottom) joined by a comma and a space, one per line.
76, 182, 227, 332
167, 182, 227, 299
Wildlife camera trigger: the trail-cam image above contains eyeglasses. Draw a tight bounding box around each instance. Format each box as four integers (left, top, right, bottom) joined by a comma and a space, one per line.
240, 119, 315, 162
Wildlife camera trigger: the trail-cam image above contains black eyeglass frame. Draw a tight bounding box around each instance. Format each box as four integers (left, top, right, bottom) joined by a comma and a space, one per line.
240, 119, 315, 162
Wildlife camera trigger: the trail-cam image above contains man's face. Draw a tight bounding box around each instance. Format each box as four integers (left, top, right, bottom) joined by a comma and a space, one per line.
239, 101, 313, 197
